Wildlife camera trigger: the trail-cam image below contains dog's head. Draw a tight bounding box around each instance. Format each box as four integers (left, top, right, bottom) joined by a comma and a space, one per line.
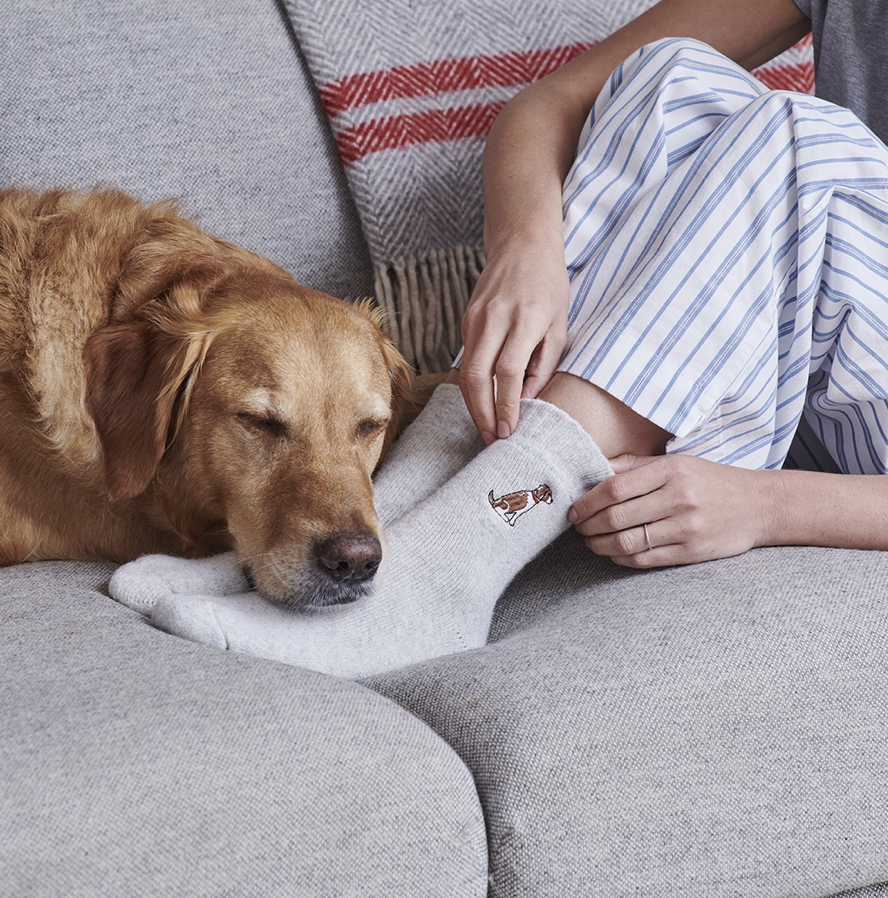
84, 227, 412, 608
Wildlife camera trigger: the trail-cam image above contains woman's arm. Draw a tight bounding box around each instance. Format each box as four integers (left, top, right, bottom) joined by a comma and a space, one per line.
456, 0, 812, 444
570, 454, 888, 568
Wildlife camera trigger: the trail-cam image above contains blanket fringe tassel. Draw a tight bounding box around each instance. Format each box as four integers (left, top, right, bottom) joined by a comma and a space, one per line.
374, 245, 486, 375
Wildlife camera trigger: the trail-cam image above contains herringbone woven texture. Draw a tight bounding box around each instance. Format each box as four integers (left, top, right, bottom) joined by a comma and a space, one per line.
283, 0, 813, 371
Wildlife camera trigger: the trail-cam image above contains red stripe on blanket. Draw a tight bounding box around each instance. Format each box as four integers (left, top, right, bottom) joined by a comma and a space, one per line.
329, 37, 815, 165
320, 44, 591, 117
336, 101, 507, 165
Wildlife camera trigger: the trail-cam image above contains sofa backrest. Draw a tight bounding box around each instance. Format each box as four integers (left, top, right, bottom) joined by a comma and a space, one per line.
0, 0, 375, 302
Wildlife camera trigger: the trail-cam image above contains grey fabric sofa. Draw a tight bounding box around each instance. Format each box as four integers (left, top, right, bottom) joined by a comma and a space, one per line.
2, 3, 888, 896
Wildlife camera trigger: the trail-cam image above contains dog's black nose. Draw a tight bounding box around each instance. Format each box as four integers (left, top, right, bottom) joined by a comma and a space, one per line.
315, 533, 382, 584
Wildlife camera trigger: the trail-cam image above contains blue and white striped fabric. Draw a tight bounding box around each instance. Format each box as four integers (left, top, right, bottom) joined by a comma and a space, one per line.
559, 38, 888, 475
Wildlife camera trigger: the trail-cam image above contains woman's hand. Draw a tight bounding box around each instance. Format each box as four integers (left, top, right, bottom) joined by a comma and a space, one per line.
451, 0, 810, 445
457, 241, 569, 444
569, 453, 773, 567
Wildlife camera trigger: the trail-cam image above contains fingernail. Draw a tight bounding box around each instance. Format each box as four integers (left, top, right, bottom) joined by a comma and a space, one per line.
497, 420, 511, 440
567, 508, 578, 524
482, 431, 496, 446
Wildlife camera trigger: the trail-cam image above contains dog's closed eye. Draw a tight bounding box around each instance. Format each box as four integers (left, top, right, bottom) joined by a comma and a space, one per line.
236, 411, 288, 439
356, 417, 389, 439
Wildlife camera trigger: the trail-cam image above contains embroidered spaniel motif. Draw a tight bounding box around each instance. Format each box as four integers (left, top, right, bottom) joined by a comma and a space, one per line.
487, 483, 553, 527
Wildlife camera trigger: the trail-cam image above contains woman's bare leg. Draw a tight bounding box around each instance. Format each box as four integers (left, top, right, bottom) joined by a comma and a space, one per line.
538, 373, 670, 459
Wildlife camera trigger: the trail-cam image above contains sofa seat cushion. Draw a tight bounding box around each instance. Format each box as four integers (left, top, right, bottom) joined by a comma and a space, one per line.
370, 536, 888, 897
0, 561, 487, 897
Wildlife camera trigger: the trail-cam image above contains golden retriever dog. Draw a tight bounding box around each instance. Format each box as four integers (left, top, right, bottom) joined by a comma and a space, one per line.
0, 186, 413, 607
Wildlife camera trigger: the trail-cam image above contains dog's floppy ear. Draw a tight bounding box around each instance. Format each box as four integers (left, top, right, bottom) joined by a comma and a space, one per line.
379, 333, 414, 459
83, 210, 236, 500
83, 288, 210, 500
351, 299, 414, 461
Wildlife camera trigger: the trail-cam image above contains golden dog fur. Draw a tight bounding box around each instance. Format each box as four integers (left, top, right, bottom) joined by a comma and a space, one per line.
0, 187, 413, 606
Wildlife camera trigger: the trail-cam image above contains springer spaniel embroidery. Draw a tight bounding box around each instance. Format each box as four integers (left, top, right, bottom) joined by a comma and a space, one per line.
487, 484, 553, 527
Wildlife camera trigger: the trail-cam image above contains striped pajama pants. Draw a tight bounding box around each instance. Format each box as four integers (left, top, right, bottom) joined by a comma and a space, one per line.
558, 38, 888, 475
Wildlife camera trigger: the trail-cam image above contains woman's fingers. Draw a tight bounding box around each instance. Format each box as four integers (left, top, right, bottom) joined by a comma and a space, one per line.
569, 454, 668, 531
572, 454, 764, 568
456, 249, 569, 441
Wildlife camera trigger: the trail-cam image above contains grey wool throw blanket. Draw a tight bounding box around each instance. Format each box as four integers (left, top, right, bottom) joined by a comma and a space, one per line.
282, 0, 814, 373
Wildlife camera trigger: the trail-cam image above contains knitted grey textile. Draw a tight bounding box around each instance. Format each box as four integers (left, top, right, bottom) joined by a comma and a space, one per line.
836, 888, 888, 898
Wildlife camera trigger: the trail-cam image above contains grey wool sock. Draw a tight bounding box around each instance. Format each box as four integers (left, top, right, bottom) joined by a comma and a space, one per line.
150, 398, 614, 679
372, 382, 485, 526
108, 552, 248, 615
108, 383, 483, 614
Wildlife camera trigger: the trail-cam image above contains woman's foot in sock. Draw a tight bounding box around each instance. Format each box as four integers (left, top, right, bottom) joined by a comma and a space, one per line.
108, 552, 248, 615
372, 382, 485, 525
150, 398, 613, 678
